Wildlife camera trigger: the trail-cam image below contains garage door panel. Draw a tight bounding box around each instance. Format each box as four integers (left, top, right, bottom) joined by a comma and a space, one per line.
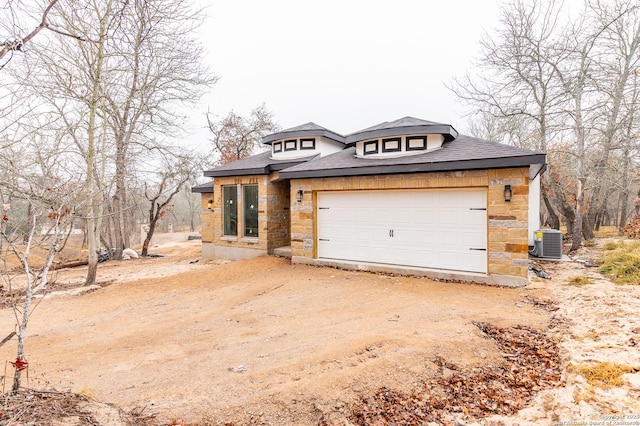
463, 230, 485, 247
317, 190, 487, 273
410, 229, 436, 245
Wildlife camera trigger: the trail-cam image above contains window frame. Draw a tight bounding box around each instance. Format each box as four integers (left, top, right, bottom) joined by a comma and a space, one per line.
382, 137, 402, 153
363, 140, 379, 155
242, 184, 259, 238
300, 138, 316, 150
222, 185, 238, 237
406, 136, 427, 151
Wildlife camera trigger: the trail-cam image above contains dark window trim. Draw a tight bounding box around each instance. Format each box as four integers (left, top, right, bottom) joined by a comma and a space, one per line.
300, 138, 316, 150
284, 139, 297, 151
242, 184, 259, 238
273, 141, 282, 153
382, 137, 402, 153
363, 140, 379, 155
406, 136, 427, 151
222, 185, 238, 237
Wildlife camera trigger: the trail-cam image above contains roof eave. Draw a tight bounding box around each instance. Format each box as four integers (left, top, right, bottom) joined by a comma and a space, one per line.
191, 185, 214, 193
279, 154, 546, 180
345, 125, 459, 145
204, 167, 268, 177
262, 129, 345, 145
202, 156, 317, 177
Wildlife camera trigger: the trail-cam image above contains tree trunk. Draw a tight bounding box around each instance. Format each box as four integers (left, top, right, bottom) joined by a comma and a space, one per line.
542, 188, 560, 230
582, 214, 595, 240
112, 192, 124, 259
619, 186, 630, 229
141, 217, 158, 256
84, 0, 111, 286
22, 203, 32, 243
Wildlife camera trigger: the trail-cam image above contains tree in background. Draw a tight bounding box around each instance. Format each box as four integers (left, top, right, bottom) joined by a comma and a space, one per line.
140, 153, 200, 256
207, 104, 280, 165
0, 0, 84, 70
450, 0, 640, 250
3, 0, 215, 285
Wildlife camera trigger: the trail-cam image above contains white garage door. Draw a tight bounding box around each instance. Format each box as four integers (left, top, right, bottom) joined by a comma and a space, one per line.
317, 189, 487, 273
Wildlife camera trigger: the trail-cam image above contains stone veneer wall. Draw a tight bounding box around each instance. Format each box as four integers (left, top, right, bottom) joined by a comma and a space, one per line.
202, 173, 291, 258
200, 192, 215, 243
266, 177, 291, 252
210, 175, 269, 252
290, 167, 530, 280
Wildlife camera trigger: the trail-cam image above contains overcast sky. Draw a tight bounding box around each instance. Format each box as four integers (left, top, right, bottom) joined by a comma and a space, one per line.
193, 0, 505, 137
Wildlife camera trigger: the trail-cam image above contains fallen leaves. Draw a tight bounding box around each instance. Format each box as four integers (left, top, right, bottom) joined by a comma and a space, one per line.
350, 322, 563, 425
0, 388, 157, 425
623, 217, 640, 239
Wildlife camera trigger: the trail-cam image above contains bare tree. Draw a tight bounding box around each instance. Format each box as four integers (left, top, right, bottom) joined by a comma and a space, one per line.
0, 0, 85, 69
141, 154, 198, 256
0, 178, 81, 392
584, 1, 640, 233
207, 104, 280, 165
100, 0, 217, 260
449, 0, 640, 250
5, 0, 215, 284
448, 0, 568, 231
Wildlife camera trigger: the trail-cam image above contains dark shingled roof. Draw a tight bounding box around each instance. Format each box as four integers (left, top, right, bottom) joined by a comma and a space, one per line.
345, 116, 458, 144
278, 134, 546, 179
191, 181, 213, 193
203, 150, 318, 177
262, 122, 345, 145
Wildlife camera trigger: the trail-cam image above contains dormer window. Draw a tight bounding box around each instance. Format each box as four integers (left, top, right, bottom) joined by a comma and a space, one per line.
300, 138, 316, 150
382, 137, 401, 153
363, 140, 379, 155
406, 136, 427, 151
273, 141, 282, 153
284, 139, 297, 151
355, 134, 444, 158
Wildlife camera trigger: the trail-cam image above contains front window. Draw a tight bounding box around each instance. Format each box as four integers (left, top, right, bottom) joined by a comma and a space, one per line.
223, 186, 237, 236
243, 185, 259, 237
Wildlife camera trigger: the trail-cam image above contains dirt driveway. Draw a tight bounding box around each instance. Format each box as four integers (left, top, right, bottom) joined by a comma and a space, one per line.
0, 241, 550, 424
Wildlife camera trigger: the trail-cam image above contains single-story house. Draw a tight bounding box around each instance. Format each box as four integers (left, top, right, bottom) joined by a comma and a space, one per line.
193, 117, 546, 286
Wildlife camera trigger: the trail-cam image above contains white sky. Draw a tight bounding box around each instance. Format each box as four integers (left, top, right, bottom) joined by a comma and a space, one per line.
192, 0, 505, 138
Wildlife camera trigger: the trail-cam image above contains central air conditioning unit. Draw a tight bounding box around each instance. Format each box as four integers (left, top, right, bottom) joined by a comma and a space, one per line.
531, 229, 563, 259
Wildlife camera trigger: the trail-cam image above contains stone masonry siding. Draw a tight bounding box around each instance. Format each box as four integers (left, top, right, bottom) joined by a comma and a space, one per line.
266, 176, 291, 252
290, 168, 530, 279
211, 176, 268, 251
200, 192, 214, 243
209, 174, 291, 255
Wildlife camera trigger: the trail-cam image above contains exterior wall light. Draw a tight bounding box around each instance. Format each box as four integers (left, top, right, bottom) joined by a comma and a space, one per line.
504, 185, 512, 203
207, 199, 213, 210
296, 190, 304, 203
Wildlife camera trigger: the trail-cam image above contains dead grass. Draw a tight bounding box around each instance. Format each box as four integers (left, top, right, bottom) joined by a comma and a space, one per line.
598, 240, 640, 284
571, 362, 635, 388
583, 239, 596, 248
565, 275, 592, 286
602, 240, 620, 251
594, 226, 622, 238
